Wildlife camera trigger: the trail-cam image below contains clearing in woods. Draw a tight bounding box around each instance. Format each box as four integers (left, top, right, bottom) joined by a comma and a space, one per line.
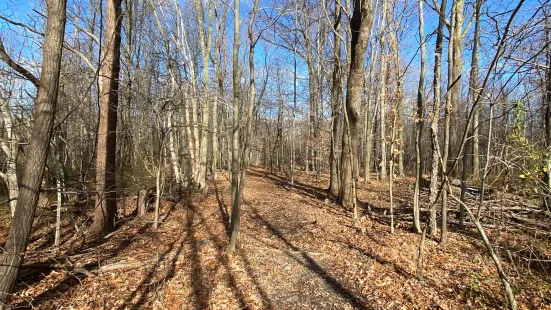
3, 167, 551, 309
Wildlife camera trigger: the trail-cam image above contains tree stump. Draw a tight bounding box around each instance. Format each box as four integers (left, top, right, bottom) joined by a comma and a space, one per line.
137, 189, 150, 216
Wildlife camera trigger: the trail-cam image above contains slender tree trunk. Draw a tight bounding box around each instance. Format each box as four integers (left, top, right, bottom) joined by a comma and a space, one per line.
389, 104, 397, 234
329, 0, 342, 195
154, 138, 163, 230
544, 15, 551, 211
339, 0, 373, 214
55, 176, 62, 246
364, 39, 377, 184
91, 0, 123, 236
428, 0, 447, 237
167, 109, 181, 188
291, 41, 298, 185
378, 1, 388, 181
450, 0, 464, 167
0, 0, 66, 304
461, 0, 482, 227
413, 0, 425, 234
195, 0, 213, 189
228, 0, 241, 251
229, 0, 259, 251
0, 98, 19, 217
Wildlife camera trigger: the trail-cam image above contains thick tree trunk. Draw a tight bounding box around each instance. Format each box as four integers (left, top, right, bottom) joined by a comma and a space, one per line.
91, 0, 123, 236
340, 0, 373, 213
0, 0, 66, 304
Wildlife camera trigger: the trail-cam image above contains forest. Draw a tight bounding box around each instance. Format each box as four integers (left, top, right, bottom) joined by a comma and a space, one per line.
0, 0, 549, 308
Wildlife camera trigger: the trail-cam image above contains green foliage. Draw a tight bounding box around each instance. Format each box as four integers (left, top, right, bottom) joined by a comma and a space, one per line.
509, 99, 549, 194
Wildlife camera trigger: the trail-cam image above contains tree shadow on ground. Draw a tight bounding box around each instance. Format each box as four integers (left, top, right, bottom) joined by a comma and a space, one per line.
12, 194, 189, 308
213, 181, 230, 237
210, 183, 275, 309
251, 208, 372, 309
247, 168, 330, 202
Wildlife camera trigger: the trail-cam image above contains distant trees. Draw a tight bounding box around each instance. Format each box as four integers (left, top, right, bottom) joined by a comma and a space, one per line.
0, 0, 548, 308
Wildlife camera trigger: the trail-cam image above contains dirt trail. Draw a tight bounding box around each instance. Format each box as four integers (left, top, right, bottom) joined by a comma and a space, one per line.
9, 167, 551, 309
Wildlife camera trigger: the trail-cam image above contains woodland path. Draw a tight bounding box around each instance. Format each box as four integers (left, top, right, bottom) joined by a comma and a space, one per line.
10, 167, 548, 309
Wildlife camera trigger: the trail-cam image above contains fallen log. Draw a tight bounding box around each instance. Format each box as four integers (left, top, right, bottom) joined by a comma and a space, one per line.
99, 257, 158, 273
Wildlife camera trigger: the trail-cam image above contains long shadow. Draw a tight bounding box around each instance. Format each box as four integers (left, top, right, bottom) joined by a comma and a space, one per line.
211, 177, 273, 308
185, 204, 209, 310
213, 181, 230, 237
12, 272, 86, 308
238, 251, 275, 310
117, 231, 182, 310
126, 232, 186, 310
15, 208, 170, 305
192, 203, 276, 309
251, 209, 371, 309
247, 169, 330, 203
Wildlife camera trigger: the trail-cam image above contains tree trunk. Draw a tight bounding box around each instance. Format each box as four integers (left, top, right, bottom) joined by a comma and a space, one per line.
329, 0, 342, 195
195, 0, 213, 189
0, 0, 66, 304
378, 1, 388, 181
461, 0, 482, 227
137, 189, 150, 217
291, 39, 298, 185
544, 15, 551, 211
413, 0, 425, 234
428, 0, 447, 237
229, 0, 259, 251
339, 0, 373, 214
90, 0, 123, 236
228, 0, 241, 251
0, 98, 19, 217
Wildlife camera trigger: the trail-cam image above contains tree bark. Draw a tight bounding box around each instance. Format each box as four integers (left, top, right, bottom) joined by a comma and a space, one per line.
0, 97, 19, 217
339, 0, 373, 213
428, 0, 448, 237
0, 0, 66, 304
413, 0, 425, 234
229, 0, 260, 251
195, 0, 213, 189
378, 0, 388, 181
90, 0, 123, 236
329, 0, 342, 195
228, 0, 241, 251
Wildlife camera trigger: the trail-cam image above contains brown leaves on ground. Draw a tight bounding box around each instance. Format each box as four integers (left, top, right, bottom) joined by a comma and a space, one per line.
5, 167, 551, 309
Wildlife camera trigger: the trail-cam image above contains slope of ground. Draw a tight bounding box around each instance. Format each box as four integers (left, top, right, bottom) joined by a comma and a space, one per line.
3, 167, 551, 309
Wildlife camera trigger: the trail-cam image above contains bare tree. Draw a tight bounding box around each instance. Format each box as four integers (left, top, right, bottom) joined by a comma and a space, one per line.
339, 0, 373, 215
90, 0, 124, 236
0, 0, 67, 304
229, 0, 242, 251
412, 0, 425, 233
428, 0, 448, 237
329, 0, 342, 195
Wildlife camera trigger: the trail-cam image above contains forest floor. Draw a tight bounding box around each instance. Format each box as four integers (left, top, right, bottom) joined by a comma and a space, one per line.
1, 167, 551, 309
